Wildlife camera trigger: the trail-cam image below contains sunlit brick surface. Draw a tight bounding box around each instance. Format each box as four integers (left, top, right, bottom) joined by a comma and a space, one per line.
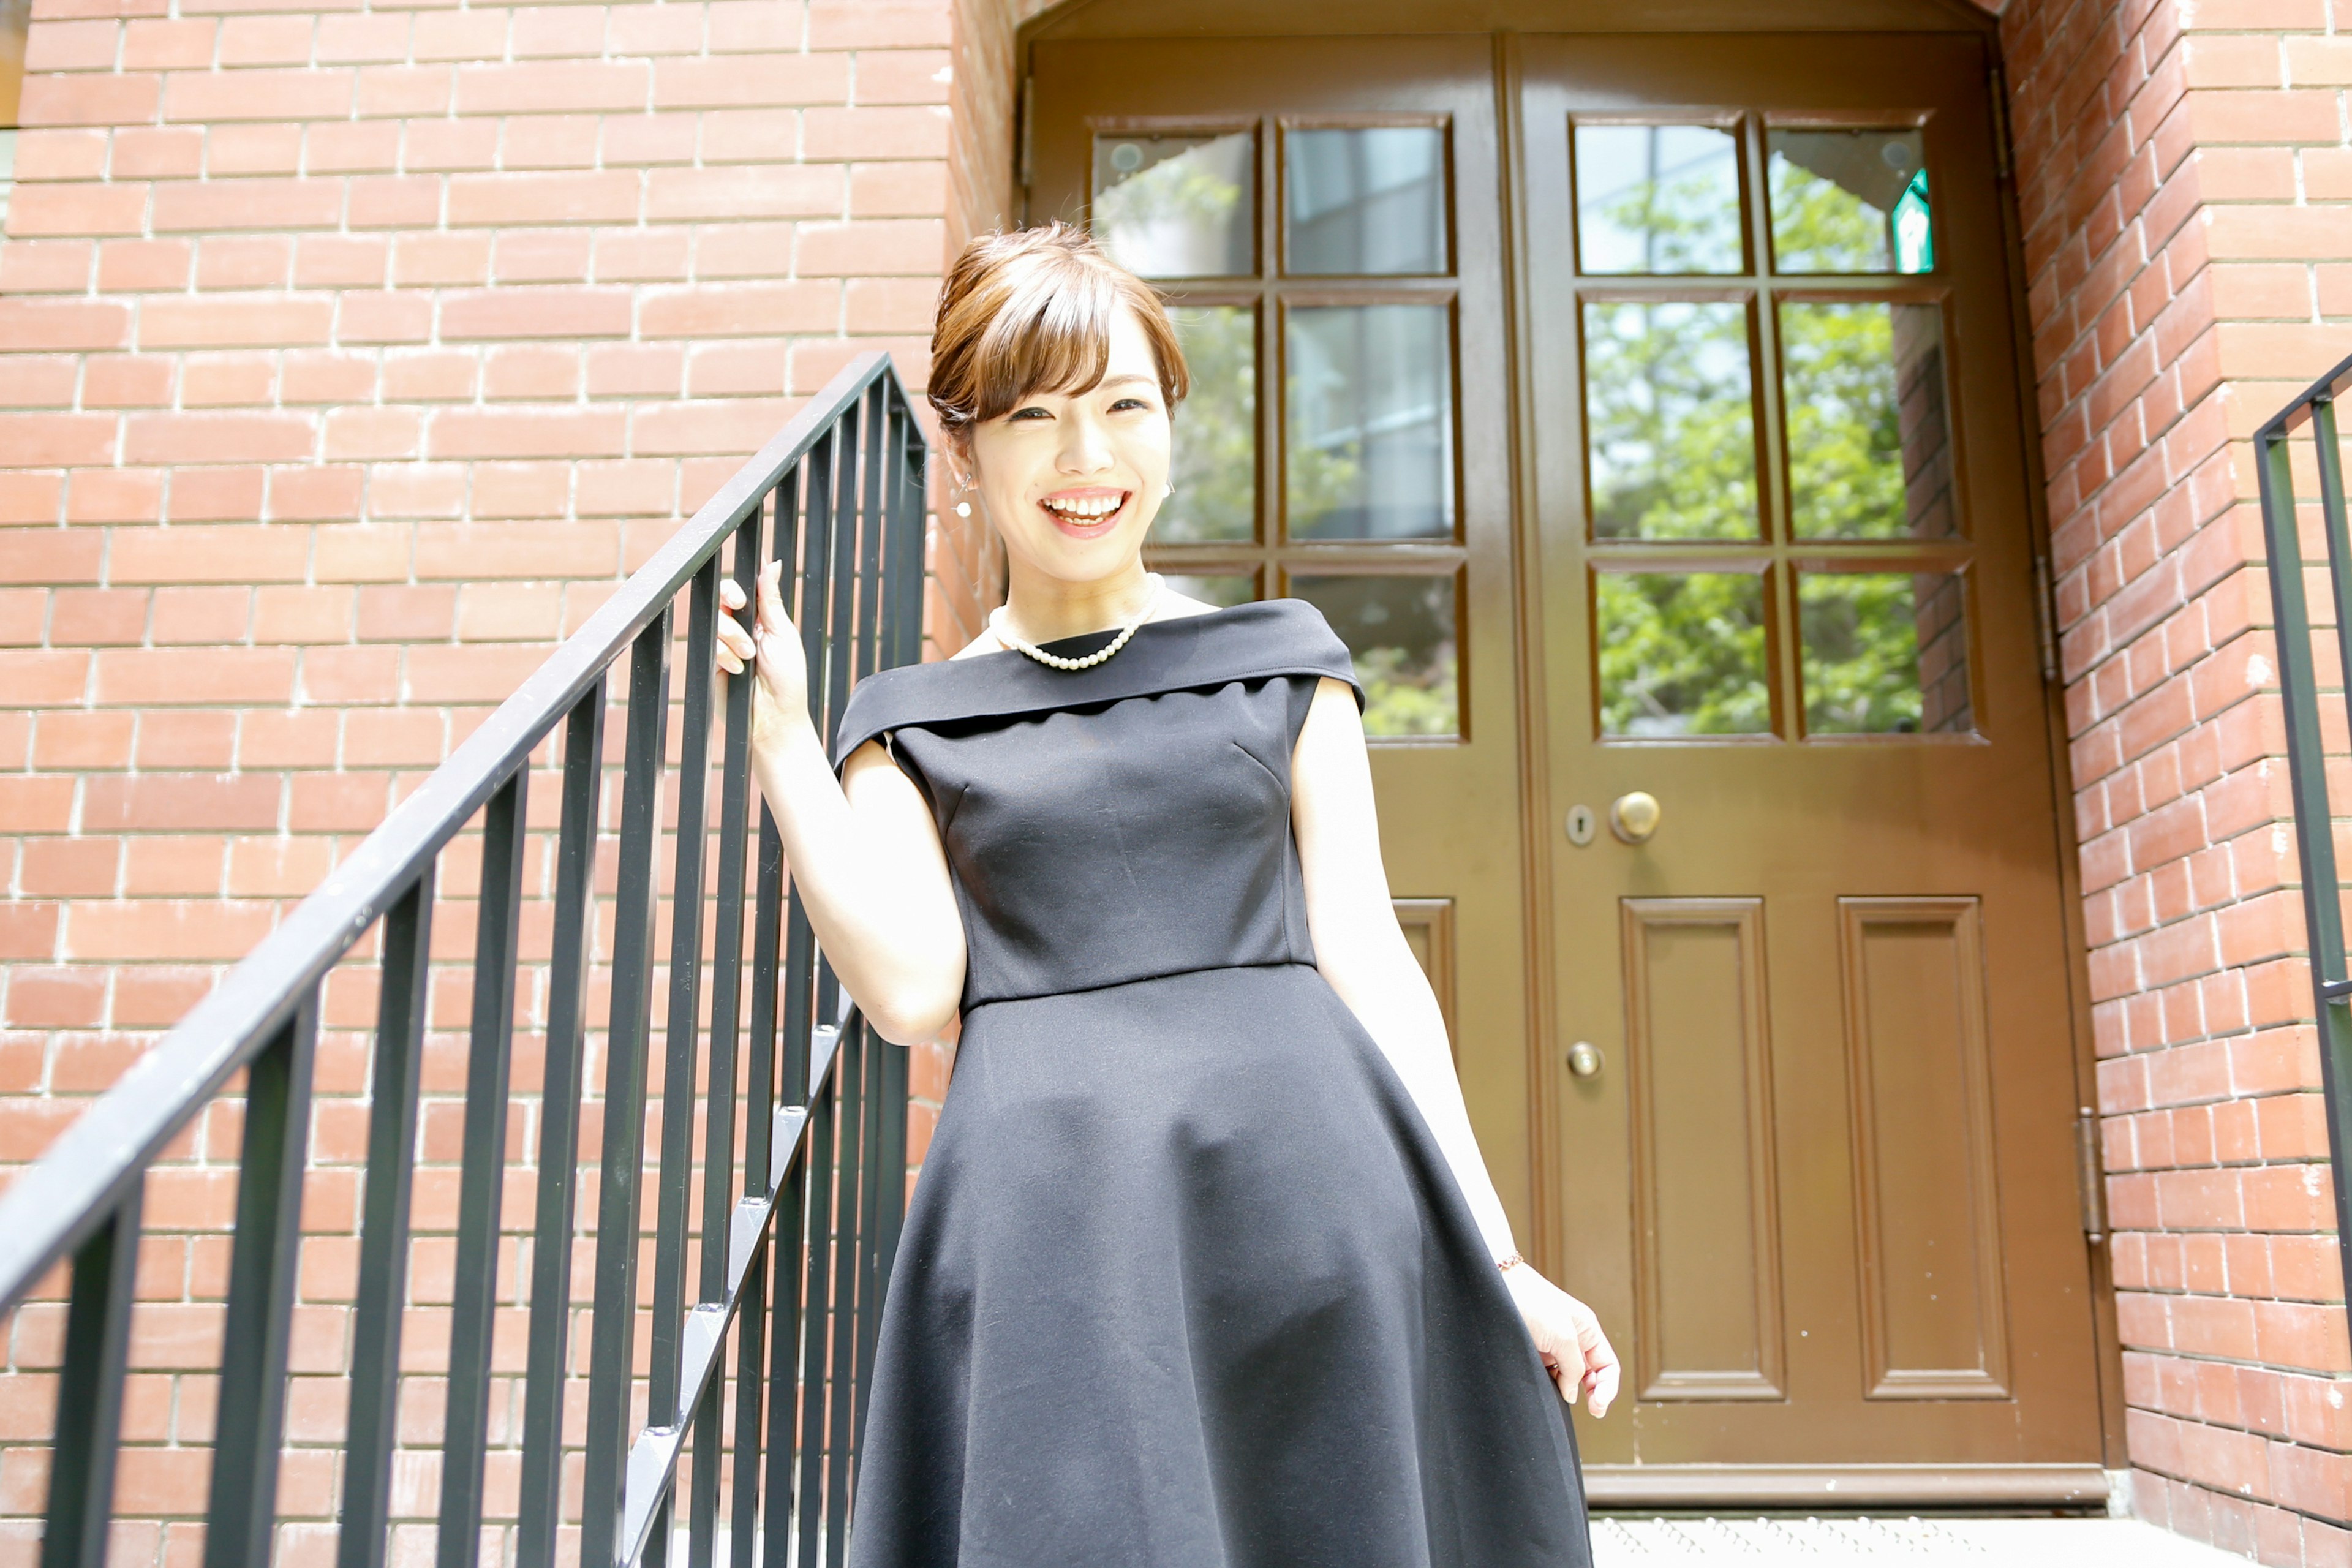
2004, 0, 2352, 1559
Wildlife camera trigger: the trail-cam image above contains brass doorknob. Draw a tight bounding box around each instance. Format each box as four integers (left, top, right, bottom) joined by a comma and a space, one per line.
1610, 791, 1662, 845
1567, 1041, 1604, 1079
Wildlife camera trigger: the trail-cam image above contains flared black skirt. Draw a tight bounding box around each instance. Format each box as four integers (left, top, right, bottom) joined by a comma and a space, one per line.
845, 963, 1592, 1568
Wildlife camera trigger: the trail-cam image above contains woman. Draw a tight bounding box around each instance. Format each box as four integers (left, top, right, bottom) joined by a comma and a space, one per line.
714, 222, 1616, 1567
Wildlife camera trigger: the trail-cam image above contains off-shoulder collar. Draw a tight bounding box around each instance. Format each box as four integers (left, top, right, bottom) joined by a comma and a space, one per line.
829, 598, 1362, 767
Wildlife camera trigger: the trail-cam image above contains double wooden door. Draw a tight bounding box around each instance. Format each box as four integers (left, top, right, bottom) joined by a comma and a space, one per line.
1030, 24, 2107, 1499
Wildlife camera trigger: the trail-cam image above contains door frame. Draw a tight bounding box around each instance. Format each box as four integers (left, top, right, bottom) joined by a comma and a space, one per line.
1011, 0, 2129, 1488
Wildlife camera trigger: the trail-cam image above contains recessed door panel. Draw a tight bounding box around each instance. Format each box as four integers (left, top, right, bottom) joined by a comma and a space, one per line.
1623, 899, 1783, 1401
1841, 896, 2010, 1399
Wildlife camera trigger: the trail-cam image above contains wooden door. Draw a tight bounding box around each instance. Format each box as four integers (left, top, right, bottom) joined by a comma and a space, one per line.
1520, 33, 2106, 1500
1027, 38, 1546, 1234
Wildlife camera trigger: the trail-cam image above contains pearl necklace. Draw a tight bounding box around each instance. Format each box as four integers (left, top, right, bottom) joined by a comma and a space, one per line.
989, 575, 1166, 672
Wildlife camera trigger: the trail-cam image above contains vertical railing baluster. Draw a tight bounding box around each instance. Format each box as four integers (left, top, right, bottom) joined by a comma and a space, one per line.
435, 769, 530, 1568
340, 867, 438, 1568
886, 387, 927, 671
735, 477, 797, 1568
869, 1035, 907, 1349
758, 1140, 807, 1568
584, 617, 676, 1568
813, 414, 858, 1030
649, 559, 724, 1568
851, 1025, 889, 1449
2307, 401, 2352, 1395
823, 1028, 865, 1567
877, 388, 922, 1312
699, 505, 766, 1568
767, 447, 832, 1568
518, 681, 611, 1568
42, 1188, 141, 1568
854, 382, 888, 687
793, 1068, 837, 1568
203, 992, 320, 1568
2264, 410, 2352, 1301
837, 392, 889, 1504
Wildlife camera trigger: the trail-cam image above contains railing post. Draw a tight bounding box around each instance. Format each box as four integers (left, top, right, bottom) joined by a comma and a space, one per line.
701, 507, 768, 1568
2263, 404, 2352, 1310
342, 868, 440, 1568
584, 615, 677, 1568
42, 1188, 141, 1568
729, 484, 794, 1568
650, 558, 725, 1568
518, 679, 610, 1568
204, 992, 321, 1568
436, 769, 532, 1568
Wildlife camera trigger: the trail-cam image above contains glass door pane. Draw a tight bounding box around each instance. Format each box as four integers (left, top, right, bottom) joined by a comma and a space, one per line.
1766, 127, 1932, 276
1288, 572, 1460, 737
1583, 299, 1761, 540
1779, 301, 1956, 540
1594, 570, 1772, 737
1574, 123, 1746, 276
1285, 304, 1456, 540
1092, 131, 1256, 277
1284, 126, 1449, 276
1163, 306, 1257, 543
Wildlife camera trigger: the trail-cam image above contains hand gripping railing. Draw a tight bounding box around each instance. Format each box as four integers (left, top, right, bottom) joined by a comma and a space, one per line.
0, 351, 929, 1568
2259, 345, 2352, 1311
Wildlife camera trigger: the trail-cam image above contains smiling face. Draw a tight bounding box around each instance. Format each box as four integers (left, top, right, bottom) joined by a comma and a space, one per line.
961, 303, 1174, 589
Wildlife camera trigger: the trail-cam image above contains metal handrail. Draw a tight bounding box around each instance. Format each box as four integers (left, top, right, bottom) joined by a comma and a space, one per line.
2257, 344, 2352, 1310
0, 349, 930, 1568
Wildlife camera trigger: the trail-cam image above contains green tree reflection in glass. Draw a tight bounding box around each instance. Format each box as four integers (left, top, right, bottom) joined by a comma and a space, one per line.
1583, 300, 1758, 540
1160, 307, 1256, 544
1796, 571, 1947, 738
1597, 571, 1770, 736
1782, 301, 1954, 541
1291, 574, 1458, 738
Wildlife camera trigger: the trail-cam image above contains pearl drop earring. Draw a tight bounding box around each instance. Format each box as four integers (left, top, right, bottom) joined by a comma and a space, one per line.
1162, 480, 1174, 498
953, 473, 973, 518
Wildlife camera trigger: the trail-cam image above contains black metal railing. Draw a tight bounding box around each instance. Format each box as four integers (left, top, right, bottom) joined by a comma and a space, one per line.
2259, 345, 2352, 1310
0, 350, 930, 1568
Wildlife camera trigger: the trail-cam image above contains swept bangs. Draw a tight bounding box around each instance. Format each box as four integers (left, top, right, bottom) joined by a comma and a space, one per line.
929, 223, 1189, 442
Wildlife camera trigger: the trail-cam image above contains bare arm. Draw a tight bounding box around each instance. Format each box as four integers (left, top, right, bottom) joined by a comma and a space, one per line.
1291, 676, 1619, 1416
718, 565, 966, 1045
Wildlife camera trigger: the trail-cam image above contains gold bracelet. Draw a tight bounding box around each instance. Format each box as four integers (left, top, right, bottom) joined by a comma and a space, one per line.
1496, 1252, 1526, 1272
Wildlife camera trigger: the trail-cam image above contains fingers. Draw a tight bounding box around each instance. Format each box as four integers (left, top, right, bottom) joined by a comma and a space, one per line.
757, 557, 787, 633
714, 590, 757, 675
1583, 1330, 1621, 1419
720, 578, 746, 612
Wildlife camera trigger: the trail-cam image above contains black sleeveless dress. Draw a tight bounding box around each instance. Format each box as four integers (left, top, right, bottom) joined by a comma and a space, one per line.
830, 599, 1591, 1568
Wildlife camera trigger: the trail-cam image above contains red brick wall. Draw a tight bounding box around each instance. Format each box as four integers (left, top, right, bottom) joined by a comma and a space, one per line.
2003, 0, 2352, 1556
0, 0, 1016, 1547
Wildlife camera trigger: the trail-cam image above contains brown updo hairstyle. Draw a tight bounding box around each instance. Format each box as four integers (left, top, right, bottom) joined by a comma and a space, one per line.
927, 222, 1190, 453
